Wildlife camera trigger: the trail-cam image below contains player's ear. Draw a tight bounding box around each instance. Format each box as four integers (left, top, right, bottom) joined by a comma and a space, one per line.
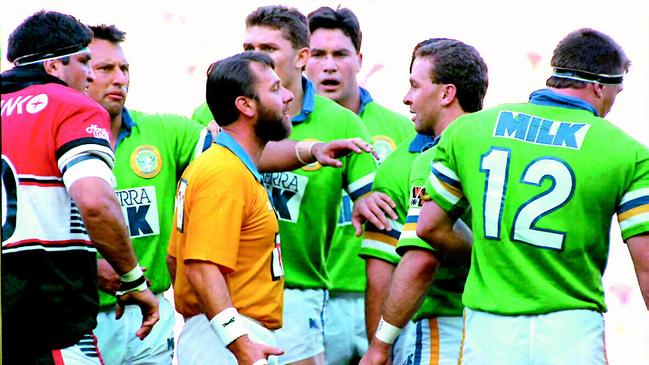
235, 96, 255, 118
440, 84, 457, 106
592, 83, 605, 99
43, 59, 62, 78
295, 47, 310, 70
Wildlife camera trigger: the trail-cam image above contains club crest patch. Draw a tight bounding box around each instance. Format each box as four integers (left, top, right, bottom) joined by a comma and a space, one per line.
131, 145, 162, 178
372, 136, 396, 163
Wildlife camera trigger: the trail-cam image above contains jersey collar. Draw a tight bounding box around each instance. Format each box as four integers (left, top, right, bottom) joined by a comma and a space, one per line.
529, 88, 599, 117
214, 130, 262, 183
357, 87, 374, 116
116, 107, 137, 148
292, 77, 316, 124
409, 133, 438, 153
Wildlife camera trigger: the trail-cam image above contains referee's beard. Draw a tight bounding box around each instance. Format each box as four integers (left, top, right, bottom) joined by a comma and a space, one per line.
255, 104, 292, 142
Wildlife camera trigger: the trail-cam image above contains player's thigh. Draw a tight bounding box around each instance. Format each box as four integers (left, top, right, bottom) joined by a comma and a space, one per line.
275, 288, 328, 364
324, 293, 353, 365
55, 332, 103, 365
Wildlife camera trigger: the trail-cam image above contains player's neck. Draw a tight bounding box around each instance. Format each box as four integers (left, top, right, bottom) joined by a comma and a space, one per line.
286, 76, 305, 117
338, 88, 361, 114
221, 125, 265, 167
110, 112, 123, 150
435, 108, 467, 136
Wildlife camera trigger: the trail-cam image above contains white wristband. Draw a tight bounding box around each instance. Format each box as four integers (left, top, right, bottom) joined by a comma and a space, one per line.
209, 307, 248, 346
375, 317, 402, 345
295, 140, 319, 165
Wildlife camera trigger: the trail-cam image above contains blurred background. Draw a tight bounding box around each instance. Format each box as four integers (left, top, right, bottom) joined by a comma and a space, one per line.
3, 0, 648, 363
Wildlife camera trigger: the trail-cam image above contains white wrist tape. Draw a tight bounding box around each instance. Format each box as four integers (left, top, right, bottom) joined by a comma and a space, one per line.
252, 360, 269, 365
375, 317, 402, 345
209, 307, 248, 346
115, 265, 147, 296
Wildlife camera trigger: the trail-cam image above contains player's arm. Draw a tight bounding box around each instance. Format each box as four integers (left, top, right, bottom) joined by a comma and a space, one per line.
69, 177, 159, 339
361, 248, 439, 365
416, 200, 472, 261
365, 258, 395, 341
259, 138, 376, 172
185, 260, 283, 362
627, 234, 649, 309
166, 254, 177, 286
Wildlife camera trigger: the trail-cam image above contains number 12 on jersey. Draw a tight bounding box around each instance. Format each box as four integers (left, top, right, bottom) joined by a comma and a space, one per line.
480, 147, 575, 250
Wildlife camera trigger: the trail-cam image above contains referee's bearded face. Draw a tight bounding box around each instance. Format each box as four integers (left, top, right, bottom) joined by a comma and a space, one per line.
254, 64, 294, 142
87, 38, 129, 120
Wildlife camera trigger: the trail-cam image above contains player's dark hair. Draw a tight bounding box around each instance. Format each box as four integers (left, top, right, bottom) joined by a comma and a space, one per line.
307, 6, 362, 53
246, 5, 309, 49
411, 38, 489, 113
206, 52, 275, 126
7, 10, 93, 66
546, 28, 630, 89
89, 24, 126, 44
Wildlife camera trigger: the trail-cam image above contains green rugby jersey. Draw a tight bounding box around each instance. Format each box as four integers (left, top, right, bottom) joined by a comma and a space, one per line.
191, 102, 213, 126
99, 109, 209, 308
263, 79, 377, 289
397, 145, 468, 320
426, 89, 649, 315
329, 88, 414, 292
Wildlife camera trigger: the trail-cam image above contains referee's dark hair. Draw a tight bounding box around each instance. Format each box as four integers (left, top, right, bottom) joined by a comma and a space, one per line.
206, 52, 275, 126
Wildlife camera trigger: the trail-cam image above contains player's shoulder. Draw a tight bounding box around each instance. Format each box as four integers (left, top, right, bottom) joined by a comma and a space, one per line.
364, 100, 411, 123
313, 94, 359, 121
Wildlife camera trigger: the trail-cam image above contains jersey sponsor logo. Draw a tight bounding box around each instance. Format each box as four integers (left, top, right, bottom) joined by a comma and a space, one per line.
410, 186, 426, 207
85, 124, 111, 141
494, 111, 590, 149
130, 145, 162, 178
115, 185, 160, 238
1, 94, 48, 116
263, 172, 308, 223
372, 135, 397, 163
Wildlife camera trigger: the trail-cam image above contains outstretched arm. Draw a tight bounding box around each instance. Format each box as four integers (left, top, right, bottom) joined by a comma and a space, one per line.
259, 138, 377, 172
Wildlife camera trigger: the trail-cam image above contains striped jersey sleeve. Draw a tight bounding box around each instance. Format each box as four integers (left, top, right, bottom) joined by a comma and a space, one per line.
424, 135, 469, 217
618, 188, 649, 240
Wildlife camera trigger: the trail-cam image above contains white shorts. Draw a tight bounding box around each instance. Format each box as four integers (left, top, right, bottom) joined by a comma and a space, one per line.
274, 288, 328, 364
391, 320, 416, 365
396, 316, 462, 365
54, 332, 103, 365
177, 313, 278, 365
324, 291, 368, 364
460, 308, 607, 365
94, 294, 175, 365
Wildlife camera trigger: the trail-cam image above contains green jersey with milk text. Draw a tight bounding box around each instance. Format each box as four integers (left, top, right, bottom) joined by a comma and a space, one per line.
425, 89, 649, 315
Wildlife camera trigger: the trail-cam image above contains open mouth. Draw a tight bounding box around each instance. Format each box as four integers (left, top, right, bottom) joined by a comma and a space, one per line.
320, 79, 340, 90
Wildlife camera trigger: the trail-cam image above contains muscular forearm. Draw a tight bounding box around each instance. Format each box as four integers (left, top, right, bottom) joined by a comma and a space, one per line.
259, 140, 309, 172
382, 249, 440, 328
365, 258, 396, 340
628, 234, 649, 309
70, 177, 138, 275
185, 260, 234, 318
